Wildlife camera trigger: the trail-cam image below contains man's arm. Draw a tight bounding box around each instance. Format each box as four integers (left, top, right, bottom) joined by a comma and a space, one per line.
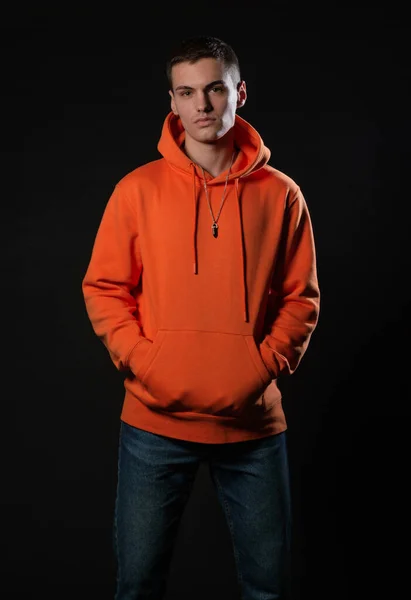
259, 188, 320, 378
82, 183, 152, 375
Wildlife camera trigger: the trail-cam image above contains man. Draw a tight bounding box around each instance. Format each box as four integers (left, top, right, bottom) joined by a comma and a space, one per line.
82, 35, 320, 600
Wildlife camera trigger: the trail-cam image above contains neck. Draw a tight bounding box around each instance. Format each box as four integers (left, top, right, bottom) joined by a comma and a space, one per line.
183, 130, 236, 179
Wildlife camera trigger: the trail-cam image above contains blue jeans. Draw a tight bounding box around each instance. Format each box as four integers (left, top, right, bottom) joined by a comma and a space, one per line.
113, 422, 292, 600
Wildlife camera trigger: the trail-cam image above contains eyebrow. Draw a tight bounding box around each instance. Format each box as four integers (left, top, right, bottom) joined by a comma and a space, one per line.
174, 79, 226, 92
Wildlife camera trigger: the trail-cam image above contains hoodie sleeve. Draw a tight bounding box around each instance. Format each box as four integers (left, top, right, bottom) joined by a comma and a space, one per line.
259, 187, 320, 378
82, 183, 152, 375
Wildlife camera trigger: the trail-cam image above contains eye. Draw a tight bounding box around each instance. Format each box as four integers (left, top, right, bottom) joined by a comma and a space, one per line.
212, 86, 224, 93
180, 90, 192, 97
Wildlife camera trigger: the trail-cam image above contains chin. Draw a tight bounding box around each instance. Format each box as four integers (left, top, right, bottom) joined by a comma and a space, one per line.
187, 130, 218, 144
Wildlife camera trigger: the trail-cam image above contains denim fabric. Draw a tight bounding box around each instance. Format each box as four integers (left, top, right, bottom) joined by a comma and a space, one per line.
113, 422, 292, 600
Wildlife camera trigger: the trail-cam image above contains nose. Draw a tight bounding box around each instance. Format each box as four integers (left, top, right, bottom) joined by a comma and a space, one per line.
195, 91, 212, 112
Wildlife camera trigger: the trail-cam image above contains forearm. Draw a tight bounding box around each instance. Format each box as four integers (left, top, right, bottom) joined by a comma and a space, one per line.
259, 189, 320, 378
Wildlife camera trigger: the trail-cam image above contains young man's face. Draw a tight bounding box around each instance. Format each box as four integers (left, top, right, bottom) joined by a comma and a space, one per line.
169, 57, 246, 145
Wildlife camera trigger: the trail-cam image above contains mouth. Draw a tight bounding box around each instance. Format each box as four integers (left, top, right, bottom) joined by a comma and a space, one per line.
195, 117, 216, 126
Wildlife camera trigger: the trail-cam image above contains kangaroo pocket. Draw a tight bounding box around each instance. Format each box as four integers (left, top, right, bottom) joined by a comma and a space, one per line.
135, 329, 272, 416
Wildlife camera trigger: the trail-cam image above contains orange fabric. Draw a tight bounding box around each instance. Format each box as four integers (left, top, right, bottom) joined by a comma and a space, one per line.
82, 111, 320, 443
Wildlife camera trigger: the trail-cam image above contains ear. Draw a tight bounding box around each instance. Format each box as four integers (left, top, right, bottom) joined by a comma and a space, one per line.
236, 80, 247, 109
169, 90, 179, 115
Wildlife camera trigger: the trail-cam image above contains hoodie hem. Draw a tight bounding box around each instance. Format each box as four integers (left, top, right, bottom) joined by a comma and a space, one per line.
120, 389, 287, 444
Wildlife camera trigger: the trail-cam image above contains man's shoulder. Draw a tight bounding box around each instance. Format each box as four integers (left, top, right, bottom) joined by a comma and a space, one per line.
262, 164, 300, 195
117, 157, 167, 190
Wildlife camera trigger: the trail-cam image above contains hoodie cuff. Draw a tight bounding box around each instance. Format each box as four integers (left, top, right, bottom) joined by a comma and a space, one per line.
128, 338, 153, 377
259, 342, 278, 379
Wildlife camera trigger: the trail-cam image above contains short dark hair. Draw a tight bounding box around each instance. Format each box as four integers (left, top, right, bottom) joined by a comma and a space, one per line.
166, 36, 241, 90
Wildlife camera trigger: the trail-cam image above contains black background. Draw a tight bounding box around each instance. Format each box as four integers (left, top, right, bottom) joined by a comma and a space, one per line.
2, 4, 410, 599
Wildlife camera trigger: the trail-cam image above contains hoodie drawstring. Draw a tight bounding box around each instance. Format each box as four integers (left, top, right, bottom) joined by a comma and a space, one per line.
192, 164, 199, 275
190, 163, 249, 323
235, 178, 249, 322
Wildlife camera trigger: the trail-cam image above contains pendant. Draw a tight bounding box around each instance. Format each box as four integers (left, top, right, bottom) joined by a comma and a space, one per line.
212, 222, 219, 238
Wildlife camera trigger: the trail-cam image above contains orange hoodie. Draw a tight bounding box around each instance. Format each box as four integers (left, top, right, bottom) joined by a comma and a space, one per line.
82, 111, 320, 444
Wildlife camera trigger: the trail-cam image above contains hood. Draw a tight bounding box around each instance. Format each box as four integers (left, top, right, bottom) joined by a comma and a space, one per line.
157, 111, 270, 182
156, 111, 271, 322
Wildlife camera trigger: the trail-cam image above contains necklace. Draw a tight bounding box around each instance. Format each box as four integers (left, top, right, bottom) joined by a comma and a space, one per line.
199, 150, 236, 238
